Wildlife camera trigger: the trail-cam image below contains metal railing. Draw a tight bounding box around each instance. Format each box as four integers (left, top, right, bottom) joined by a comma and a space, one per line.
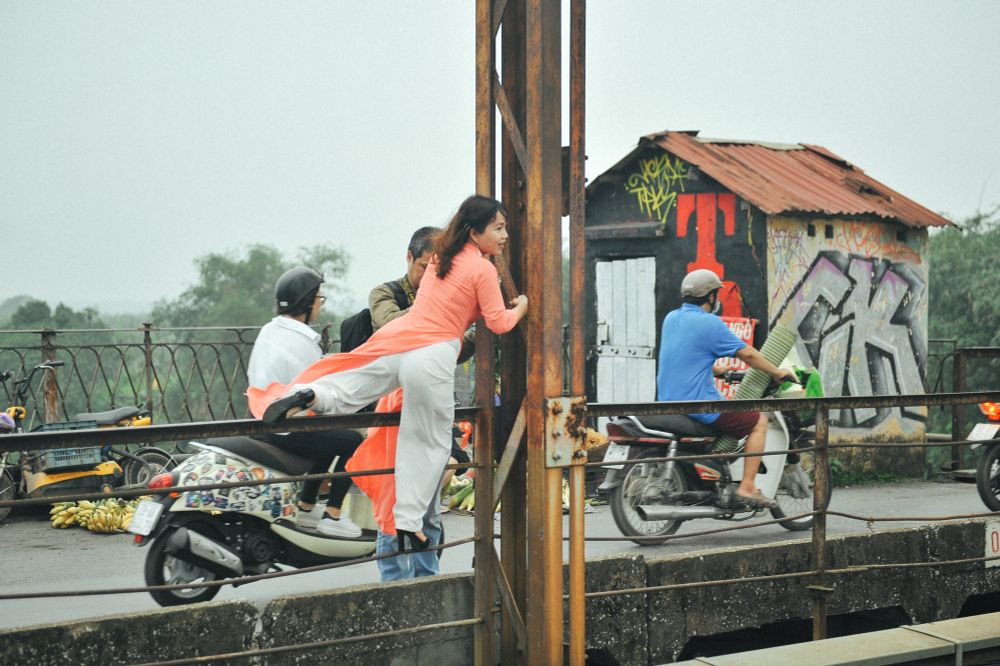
2, 390, 999, 663
0, 324, 336, 429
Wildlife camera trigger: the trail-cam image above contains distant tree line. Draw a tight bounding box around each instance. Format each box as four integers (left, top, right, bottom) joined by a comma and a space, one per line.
0, 243, 350, 423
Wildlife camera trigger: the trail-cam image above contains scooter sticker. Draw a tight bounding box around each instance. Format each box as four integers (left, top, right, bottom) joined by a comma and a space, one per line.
214, 495, 228, 509
185, 491, 202, 508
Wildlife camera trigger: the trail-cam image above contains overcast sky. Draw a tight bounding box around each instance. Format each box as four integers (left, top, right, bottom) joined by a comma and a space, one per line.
2, 1, 998, 315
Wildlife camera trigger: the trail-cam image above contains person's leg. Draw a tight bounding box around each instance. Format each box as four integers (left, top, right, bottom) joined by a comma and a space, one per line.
319, 429, 364, 514
376, 530, 412, 581
737, 414, 769, 495
394, 341, 458, 536
291, 354, 404, 415
412, 488, 444, 577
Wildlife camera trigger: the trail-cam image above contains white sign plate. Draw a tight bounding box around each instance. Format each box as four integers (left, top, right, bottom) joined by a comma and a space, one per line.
602, 442, 630, 470
968, 423, 1000, 441
127, 500, 164, 536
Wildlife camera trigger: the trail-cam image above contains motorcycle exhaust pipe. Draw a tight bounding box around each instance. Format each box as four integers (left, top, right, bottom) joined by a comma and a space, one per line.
166, 527, 244, 576
636, 505, 728, 521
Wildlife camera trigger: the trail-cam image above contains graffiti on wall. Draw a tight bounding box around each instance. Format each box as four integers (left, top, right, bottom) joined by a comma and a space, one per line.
836, 221, 923, 265
625, 155, 688, 224
771, 250, 927, 429
675, 192, 746, 317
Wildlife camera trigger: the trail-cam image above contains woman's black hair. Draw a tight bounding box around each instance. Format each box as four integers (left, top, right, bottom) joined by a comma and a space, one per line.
432, 195, 508, 279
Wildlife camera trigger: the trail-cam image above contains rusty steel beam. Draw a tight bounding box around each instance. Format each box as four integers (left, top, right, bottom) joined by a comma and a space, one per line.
499, 0, 529, 662
493, 74, 529, 173
491, 546, 528, 650
951, 350, 967, 470
474, 1, 498, 662
586, 390, 1000, 418
0, 407, 481, 454
492, 402, 526, 510
811, 405, 831, 640
523, 0, 564, 662
567, 3, 587, 663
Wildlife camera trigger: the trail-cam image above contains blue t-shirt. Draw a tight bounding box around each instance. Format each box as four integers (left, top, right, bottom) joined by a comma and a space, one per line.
656, 303, 747, 423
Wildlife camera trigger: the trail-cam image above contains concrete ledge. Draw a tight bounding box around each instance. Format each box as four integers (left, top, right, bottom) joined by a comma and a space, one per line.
0, 600, 258, 666
258, 572, 476, 666
672, 611, 1000, 665
646, 520, 1000, 663
568, 553, 649, 666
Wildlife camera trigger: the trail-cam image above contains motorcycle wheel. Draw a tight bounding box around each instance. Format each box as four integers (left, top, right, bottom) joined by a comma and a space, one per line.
144, 524, 222, 606
0, 469, 15, 523
124, 447, 176, 487
608, 449, 688, 546
976, 445, 1000, 511
770, 449, 831, 531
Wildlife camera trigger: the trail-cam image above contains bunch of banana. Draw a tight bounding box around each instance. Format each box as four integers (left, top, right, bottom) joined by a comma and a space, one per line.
50, 497, 149, 533
49, 501, 79, 528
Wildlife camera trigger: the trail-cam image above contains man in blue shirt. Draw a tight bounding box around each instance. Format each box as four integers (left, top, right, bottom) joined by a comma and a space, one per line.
657, 269, 797, 508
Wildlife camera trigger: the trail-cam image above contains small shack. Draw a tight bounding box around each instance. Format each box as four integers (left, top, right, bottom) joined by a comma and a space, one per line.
584, 130, 951, 474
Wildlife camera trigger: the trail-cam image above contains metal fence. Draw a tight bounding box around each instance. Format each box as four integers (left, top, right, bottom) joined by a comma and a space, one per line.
0, 324, 336, 429
1, 390, 1000, 664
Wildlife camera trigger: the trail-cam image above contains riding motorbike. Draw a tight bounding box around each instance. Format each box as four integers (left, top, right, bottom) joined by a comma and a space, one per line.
600, 371, 827, 545
1, 361, 161, 516
969, 401, 1000, 511
129, 435, 379, 607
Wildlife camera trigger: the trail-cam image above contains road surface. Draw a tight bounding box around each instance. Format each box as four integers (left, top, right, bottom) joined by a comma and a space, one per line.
0, 478, 989, 631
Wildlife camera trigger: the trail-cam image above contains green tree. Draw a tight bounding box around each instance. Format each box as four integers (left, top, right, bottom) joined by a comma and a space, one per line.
929, 207, 1000, 346
7, 299, 105, 329
151, 243, 350, 327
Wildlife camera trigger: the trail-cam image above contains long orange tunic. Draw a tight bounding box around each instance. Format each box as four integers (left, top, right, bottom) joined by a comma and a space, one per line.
247, 243, 520, 534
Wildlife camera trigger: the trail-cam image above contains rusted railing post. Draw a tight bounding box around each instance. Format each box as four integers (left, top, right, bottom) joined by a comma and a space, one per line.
810, 404, 831, 640
143, 323, 155, 420
473, 0, 498, 662
40, 330, 60, 423
567, 1, 587, 663
951, 349, 967, 469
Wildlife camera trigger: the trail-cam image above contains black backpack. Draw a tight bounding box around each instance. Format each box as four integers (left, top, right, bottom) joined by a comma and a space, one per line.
339, 281, 410, 352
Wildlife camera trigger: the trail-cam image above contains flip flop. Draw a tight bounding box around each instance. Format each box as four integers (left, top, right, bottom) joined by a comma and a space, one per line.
734, 489, 776, 509
262, 389, 316, 424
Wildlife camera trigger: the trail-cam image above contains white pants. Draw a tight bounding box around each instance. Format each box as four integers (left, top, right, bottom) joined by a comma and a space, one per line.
292, 339, 458, 533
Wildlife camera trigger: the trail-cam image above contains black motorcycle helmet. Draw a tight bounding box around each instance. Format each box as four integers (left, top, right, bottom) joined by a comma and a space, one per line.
275, 267, 324, 320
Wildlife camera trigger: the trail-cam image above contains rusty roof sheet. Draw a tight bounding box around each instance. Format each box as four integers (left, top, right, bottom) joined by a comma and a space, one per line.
632, 131, 952, 228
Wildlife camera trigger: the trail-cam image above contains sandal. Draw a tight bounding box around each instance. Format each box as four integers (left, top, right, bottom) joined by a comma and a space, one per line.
734, 489, 776, 509
262, 389, 316, 424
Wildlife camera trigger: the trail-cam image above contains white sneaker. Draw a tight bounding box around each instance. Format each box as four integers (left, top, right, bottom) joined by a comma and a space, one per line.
296, 505, 325, 529
317, 514, 362, 538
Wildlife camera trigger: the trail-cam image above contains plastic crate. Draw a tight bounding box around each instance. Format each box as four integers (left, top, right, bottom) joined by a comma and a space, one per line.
30, 420, 102, 473
36, 447, 103, 473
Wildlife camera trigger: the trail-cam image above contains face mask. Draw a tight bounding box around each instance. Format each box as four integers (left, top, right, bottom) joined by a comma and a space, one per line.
711, 295, 722, 315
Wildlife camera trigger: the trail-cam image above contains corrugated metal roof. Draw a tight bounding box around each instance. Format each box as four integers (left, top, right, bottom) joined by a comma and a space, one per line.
621, 131, 952, 228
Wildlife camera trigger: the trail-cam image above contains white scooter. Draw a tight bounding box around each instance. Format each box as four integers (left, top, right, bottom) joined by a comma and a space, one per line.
130, 434, 377, 606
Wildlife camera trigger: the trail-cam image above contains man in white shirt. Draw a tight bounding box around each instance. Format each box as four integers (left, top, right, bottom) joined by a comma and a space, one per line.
247, 267, 362, 538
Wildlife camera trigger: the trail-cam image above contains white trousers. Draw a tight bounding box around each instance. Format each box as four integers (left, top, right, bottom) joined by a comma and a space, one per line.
292, 339, 458, 533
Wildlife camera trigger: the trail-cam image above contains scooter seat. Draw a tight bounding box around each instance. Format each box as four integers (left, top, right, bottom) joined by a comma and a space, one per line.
204, 436, 316, 476
73, 406, 142, 425
630, 414, 718, 438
